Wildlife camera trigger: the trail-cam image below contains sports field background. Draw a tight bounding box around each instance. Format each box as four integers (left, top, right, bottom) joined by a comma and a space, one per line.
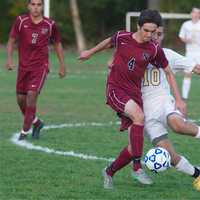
0, 48, 200, 199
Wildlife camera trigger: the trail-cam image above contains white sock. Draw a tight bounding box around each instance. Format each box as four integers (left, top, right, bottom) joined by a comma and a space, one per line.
195, 127, 200, 139
21, 130, 29, 135
182, 78, 191, 99
175, 156, 195, 176
32, 116, 38, 124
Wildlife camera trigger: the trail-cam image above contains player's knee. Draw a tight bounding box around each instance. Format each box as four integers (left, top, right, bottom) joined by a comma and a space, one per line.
168, 116, 184, 133
17, 95, 26, 106
135, 111, 144, 124
129, 111, 144, 124
170, 154, 181, 167
27, 91, 38, 106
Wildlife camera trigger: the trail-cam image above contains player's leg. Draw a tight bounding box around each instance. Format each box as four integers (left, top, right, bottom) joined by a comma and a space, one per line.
19, 90, 39, 140
125, 100, 145, 171
167, 114, 200, 139
17, 94, 27, 115
104, 101, 138, 188
105, 99, 152, 186
30, 69, 47, 139
104, 88, 146, 187
18, 69, 47, 140
154, 137, 200, 189
182, 72, 192, 100
106, 100, 144, 175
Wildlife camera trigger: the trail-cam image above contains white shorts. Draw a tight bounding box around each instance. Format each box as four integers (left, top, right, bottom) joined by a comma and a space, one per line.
144, 95, 182, 143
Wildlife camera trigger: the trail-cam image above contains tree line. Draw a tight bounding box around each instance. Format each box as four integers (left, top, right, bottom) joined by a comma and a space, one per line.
0, 0, 199, 50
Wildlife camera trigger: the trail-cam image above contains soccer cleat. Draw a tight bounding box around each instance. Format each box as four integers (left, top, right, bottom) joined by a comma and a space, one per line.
18, 133, 28, 140
132, 168, 153, 185
193, 176, 200, 191
32, 121, 44, 139
102, 168, 113, 189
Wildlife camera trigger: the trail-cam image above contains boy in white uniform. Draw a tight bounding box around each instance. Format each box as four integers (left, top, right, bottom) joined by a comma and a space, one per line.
179, 7, 200, 100
142, 26, 200, 190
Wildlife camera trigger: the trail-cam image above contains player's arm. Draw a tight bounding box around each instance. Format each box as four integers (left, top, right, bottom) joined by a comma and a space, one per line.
167, 49, 200, 75
79, 37, 112, 60
179, 25, 193, 44
164, 66, 186, 115
6, 37, 16, 70
53, 42, 66, 78
179, 36, 193, 44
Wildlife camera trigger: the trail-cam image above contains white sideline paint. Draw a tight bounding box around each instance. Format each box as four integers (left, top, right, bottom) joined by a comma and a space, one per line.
10, 119, 200, 162
10, 121, 120, 162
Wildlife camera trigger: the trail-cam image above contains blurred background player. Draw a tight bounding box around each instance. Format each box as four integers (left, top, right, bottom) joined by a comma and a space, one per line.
179, 7, 200, 100
142, 26, 200, 191
79, 9, 186, 189
6, 0, 66, 140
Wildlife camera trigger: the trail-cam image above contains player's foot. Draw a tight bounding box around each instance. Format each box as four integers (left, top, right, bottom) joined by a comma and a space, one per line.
102, 168, 113, 189
193, 176, 200, 191
32, 120, 44, 139
132, 168, 153, 185
18, 133, 28, 140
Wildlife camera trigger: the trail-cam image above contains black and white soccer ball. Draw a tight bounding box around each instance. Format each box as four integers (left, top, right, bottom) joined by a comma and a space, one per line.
144, 147, 171, 173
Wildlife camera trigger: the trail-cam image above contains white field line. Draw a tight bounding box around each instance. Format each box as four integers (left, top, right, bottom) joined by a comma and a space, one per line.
10, 121, 120, 162
10, 118, 200, 162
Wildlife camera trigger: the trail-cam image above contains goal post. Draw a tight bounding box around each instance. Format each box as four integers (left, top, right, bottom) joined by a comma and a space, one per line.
44, 0, 50, 18
126, 12, 191, 31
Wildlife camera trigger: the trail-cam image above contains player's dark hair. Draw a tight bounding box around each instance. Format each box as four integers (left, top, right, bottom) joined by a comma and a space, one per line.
28, 0, 44, 4
138, 9, 162, 27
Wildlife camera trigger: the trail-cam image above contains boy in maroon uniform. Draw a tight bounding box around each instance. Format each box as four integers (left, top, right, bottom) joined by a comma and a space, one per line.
6, 0, 66, 140
79, 10, 185, 188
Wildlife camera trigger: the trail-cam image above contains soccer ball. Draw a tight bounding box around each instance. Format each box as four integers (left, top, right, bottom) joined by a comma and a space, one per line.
144, 147, 171, 172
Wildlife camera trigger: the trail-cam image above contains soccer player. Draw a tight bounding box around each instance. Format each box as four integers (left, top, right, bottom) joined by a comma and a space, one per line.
6, 0, 66, 140
79, 9, 185, 188
179, 7, 200, 100
142, 26, 200, 190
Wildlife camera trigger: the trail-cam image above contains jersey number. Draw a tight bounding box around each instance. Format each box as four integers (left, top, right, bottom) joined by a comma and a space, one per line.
128, 57, 135, 71
143, 68, 161, 86
32, 33, 38, 44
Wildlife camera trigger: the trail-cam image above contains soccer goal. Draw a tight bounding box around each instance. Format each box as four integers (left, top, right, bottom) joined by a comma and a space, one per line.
126, 12, 190, 32
126, 12, 191, 51
44, 0, 50, 17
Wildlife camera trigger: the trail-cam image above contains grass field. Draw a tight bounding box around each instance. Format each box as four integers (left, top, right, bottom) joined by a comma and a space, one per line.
0, 48, 200, 200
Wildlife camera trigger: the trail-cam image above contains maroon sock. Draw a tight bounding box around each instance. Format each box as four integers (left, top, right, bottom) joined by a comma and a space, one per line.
33, 119, 41, 127
130, 124, 144, 171
106, 147, 133, 177
23, 106, 36, 132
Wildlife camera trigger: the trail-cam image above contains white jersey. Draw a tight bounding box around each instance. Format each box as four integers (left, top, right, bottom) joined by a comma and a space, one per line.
142, 48, 195, 142
141, 48, 195, 102
179, 20, 200, 60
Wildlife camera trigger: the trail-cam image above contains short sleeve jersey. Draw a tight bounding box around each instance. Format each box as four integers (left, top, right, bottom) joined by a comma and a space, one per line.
179, 20, 200, 54
9, 14, 61, 71
107, 30, 168, 98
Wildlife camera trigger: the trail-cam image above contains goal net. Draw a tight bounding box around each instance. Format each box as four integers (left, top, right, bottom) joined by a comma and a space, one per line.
126, 12, 191, 52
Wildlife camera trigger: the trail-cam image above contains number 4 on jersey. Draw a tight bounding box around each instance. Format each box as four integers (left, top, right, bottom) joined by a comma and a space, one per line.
128, 57, 135, 71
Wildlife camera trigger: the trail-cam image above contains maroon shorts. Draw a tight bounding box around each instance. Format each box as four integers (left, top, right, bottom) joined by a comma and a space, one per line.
16, 68, 48, 94
106, 85, 143, 131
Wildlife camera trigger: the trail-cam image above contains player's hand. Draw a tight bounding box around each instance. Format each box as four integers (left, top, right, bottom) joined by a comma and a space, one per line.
78, 50, 92, 61
193, 64, 200, 75
58, 64, 66, 78
5, 59, 15, 71
175, 99, 187, 116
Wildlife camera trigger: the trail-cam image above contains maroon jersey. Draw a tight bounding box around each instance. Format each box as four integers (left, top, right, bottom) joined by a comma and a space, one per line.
9, 14, 61, 71
107, 30, 168, 100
